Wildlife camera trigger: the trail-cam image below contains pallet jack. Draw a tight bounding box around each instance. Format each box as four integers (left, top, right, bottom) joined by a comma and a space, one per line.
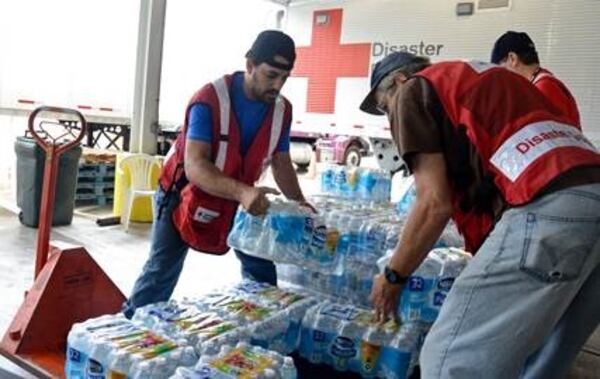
0, 107, 126, 378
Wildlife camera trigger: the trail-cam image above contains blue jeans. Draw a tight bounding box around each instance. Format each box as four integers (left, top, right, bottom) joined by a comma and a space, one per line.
420, 183, 600, 378
122, 188, 276, 318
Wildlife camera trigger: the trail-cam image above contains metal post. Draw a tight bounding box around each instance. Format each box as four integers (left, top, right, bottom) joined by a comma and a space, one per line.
131, 0, 167, 155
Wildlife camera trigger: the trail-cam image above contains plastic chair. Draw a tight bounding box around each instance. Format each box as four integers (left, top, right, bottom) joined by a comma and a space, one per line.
119, 153, 161, 231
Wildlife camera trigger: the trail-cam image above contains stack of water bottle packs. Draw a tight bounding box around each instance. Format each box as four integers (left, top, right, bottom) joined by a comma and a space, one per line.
66, 281, 315, 378
67, 168, 471, 378
66, 314, 197, 379
229, 188, 465, 307
228, 196, 403, 276
171, 341, 298, 379
136, 281, 318, 356
298, 301, 428, 379
320, 165, 392, 203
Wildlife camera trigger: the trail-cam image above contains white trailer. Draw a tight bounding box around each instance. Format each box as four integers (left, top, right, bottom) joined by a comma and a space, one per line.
280, 0, 600, 170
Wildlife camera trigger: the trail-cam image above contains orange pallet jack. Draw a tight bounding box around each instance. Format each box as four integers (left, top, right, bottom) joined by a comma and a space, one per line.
0, 107, 126, 378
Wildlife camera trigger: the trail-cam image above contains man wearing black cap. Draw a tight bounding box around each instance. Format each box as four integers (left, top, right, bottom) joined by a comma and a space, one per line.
491, 31, 580, 127
362, 52, 600, 378
122, 30, 309, 318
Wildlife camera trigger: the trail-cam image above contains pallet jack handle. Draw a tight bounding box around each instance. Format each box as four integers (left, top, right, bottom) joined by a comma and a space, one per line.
28, 106, 87, 278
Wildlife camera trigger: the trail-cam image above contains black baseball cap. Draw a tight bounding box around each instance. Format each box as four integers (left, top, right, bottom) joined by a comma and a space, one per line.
360, 52, 421, 115
491, 31, 537, 64
246, 30, 296, 71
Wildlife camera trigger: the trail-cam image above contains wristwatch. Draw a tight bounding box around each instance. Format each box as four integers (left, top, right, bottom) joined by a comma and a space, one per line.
384, 266, 409, 285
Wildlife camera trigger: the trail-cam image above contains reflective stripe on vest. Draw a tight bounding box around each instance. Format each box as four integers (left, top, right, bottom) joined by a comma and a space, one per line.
490, 120, 598, 182
211, 78, 286, 171
267, 98, 285, 156
212, 77, 231, 170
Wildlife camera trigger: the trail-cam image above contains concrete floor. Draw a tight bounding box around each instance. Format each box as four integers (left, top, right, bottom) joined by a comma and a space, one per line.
0, 206, 242, 336
0, 168, 599, 378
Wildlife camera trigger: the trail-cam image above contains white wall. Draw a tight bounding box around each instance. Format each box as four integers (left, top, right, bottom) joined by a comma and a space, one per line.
159, 0, 284, 125
0, 0, 139, 114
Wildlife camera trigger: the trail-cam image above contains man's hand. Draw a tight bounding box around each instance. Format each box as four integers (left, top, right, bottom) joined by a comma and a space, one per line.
240, 186, 280, 216
370, 274, 402, 323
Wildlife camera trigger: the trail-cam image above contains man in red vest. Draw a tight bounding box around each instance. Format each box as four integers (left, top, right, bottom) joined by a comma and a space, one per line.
491, 31, 581, 127
123, 30, 310, 318
361, 52, 600, 378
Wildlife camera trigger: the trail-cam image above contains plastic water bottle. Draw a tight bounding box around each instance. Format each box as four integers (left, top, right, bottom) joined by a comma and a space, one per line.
300, 305, 324, 364
65, 327, 88, 379
373, 171, 392, 203
321, 165, 336, 193
241, 212, 269, 255
356, 263, 379, 307
379, 324, 421, 379
429, 248, 470, 315
396, 183, 416, 216
435, 222, 464, 248
346, 167, 363, 196
333, 320, 364, 372
309, 214, 327, 269
227, 209, 247, 252
360, 326, 387, 378
322, 212, 340, 269
334, 213, 351, 259
358, 170, 377, 200
400, 255, 442, 322
384, 223, 401, 251
274, 203, 308, 262
334, 166, 348, 197
281, 357, 298, 379
301, 211, 315, 263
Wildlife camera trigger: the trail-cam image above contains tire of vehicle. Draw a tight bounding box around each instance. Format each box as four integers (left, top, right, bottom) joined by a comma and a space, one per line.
344, 145, 361, 167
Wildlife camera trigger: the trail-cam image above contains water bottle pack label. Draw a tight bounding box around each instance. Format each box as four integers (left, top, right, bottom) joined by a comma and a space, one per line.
65, 347, 87, 379
86, 358, 105, 378
68, 347, 83, 363
311, 224, 327, 250
433, 291, 446, 307
330, 336, 358, 359
401, 276, 437, 322
407, 276, 426, 292
303, 217, 314, 244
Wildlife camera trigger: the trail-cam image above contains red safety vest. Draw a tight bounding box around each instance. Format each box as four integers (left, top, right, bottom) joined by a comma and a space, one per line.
159, 73, 291, 254
532, 68, 581, 128
417, 61, 600, 252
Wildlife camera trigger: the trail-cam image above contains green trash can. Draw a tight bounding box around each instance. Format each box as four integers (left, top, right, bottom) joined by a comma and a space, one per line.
14, 136, 82, 227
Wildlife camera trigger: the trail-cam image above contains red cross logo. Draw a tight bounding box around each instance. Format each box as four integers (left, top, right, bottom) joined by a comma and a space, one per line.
293, 9, 371, 114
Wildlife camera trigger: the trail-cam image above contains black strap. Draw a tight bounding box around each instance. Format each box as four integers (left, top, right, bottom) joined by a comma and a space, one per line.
156, 163, 186, 220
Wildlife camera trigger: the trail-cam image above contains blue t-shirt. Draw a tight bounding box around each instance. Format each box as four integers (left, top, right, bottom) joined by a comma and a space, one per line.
186, 72, 290, 156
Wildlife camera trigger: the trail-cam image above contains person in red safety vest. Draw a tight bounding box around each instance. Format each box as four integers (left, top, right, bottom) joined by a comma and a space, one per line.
122, 30, 311, 319
361, 52, 600, 378
491, 31, 581, 127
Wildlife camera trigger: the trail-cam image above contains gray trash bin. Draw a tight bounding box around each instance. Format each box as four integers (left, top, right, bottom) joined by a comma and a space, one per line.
14, 136, 82, 227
